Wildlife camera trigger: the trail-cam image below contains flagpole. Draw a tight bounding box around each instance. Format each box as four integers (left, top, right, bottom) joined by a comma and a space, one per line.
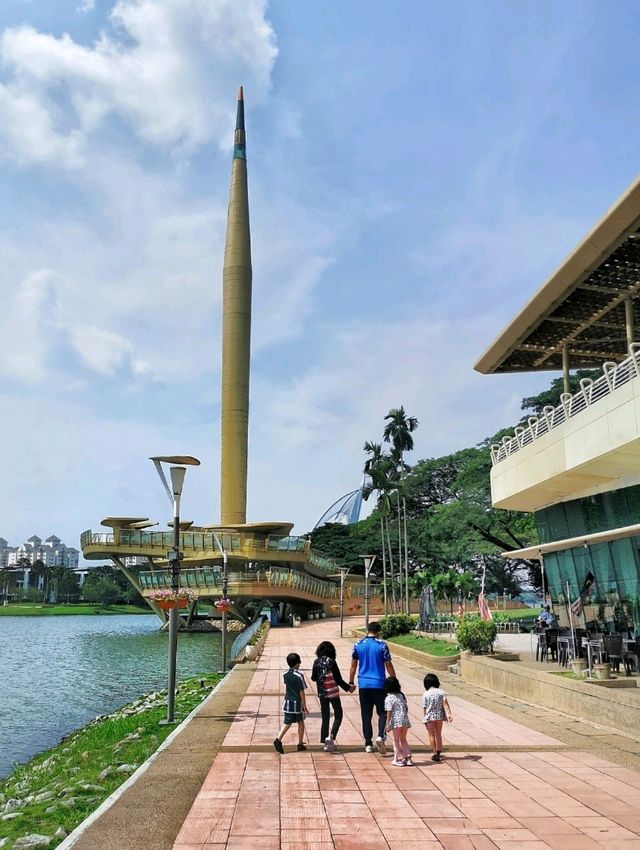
566, 580, 577, 661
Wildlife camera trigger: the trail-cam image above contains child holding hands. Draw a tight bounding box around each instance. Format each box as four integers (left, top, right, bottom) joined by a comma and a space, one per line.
422, 673, 452, 762
383, 676, 413, 766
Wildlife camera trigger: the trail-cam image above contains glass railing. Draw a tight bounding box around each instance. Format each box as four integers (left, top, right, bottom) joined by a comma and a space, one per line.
81, 529, 310, 555
491, 344, 640, 465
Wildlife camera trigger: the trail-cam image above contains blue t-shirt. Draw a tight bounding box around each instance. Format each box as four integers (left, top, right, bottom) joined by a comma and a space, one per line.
352, 636, 391, 688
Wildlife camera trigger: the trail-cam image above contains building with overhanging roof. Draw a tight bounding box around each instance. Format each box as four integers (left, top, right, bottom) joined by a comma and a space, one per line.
475, 176, 640, 629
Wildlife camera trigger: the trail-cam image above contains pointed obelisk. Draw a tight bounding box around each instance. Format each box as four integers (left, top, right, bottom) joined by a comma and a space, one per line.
220, 87, 252, 525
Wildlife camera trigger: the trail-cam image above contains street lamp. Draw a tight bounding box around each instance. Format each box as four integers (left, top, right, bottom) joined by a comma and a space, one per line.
150, 455, 200, 724
213, 534, 230, 673
329, 568, 351, 638
362, 555, 377, 630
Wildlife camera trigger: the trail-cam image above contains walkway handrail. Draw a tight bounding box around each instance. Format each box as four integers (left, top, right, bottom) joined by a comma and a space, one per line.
230, 617, 266, 661
491, 344, 640, 465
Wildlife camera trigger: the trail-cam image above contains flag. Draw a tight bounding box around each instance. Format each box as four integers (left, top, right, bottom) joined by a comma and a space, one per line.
478, 590, 492, 621
570, 571, 595, 616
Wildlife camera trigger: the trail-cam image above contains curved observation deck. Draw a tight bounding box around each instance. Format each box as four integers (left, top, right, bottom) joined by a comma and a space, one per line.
80, 527, 313, 569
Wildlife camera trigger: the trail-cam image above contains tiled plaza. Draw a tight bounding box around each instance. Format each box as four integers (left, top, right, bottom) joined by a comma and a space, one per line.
174, 621, 640, 850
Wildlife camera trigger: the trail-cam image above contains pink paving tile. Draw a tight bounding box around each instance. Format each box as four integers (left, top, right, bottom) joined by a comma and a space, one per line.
379, 825, 437, 840
490, 844, 551, 850
427, 819, 484, 835
469, 838, 499, 850
387, 844, 442, 850
439, 835, 477, 850
483, 828, 540, 842
333, 837, 391, 850
544, 836, 606, 850
226, 837, 280, 849
331, 818, 387, 835
282, 844, 335, 850
517, 817, 582, 835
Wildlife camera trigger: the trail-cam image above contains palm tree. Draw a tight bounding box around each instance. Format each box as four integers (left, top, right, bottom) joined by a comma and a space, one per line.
383, 407, 419, 614
363, 442, 396, 613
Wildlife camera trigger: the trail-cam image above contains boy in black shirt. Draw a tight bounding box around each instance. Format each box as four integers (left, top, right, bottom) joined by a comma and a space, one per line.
274, 652, 308, 753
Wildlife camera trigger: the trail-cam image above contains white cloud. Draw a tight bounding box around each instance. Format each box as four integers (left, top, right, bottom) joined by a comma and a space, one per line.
70, 326, 151, 378
0, 0, 277, 164
77, 0, 96, 13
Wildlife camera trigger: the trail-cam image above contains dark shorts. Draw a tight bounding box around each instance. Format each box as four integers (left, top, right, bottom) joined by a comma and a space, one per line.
284, 711, 304, 725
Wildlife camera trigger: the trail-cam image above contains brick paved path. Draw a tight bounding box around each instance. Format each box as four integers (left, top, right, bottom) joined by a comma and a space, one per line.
174, 621, 640, 850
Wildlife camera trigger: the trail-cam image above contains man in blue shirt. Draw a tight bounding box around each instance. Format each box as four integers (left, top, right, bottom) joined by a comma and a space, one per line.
349, 621, 395, 753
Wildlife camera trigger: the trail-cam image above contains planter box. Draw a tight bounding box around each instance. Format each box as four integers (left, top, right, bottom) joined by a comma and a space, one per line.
460, 653, 639, 734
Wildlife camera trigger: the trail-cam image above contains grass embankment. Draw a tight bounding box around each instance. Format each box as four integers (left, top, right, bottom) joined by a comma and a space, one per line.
388, 634, 459, 656
0, 603, 153, 617
0, 674, 220, 848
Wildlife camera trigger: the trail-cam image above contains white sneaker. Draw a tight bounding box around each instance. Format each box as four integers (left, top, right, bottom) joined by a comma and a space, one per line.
324, 737, 337, 752
365, 745, 374, 753
391, 759, 406, 767
375, 736, 387, 755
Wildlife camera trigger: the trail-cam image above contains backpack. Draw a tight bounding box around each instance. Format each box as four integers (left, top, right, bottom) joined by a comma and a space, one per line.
319, 658, 340, 698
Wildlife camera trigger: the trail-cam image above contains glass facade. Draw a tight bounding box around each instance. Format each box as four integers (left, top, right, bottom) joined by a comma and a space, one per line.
536, 484, 640, 628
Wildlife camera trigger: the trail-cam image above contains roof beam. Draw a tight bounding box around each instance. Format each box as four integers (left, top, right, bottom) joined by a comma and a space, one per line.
532, 281, 640, 367
544, 315, 627, 331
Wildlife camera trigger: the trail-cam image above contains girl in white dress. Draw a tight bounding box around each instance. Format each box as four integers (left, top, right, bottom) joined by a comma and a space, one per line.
383, 676, 413, 766
422, 673, 452, 762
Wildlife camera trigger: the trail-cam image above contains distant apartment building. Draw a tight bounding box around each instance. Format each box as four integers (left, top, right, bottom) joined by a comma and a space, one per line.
5, 534, 80, 568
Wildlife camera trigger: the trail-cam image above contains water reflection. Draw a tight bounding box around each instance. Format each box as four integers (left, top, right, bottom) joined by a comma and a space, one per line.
0, 614, 221, 778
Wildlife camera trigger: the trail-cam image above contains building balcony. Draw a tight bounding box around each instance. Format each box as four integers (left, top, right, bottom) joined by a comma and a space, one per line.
490, 345, 640, 511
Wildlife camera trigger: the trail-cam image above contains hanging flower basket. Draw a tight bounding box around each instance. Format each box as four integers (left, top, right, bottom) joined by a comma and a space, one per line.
149, 589, 198, 610
214, 598, 232, 612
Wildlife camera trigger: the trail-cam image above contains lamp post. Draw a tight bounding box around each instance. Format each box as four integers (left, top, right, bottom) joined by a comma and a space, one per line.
150, 455, 200, 724
213, 534, 230, 673
329, 568, 351, 638
362, 555, 377, 630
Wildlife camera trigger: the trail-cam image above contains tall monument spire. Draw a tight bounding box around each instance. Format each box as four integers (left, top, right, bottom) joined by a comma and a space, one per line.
220, 86, 252, 525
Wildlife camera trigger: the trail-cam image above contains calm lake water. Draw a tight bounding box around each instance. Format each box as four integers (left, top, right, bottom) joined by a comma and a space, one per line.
0, 614, 222, 778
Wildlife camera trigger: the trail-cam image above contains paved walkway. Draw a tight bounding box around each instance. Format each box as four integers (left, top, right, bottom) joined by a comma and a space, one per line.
174, 621, 640, 850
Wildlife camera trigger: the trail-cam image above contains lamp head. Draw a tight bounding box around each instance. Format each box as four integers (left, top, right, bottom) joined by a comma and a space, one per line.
170, 466, 187, 498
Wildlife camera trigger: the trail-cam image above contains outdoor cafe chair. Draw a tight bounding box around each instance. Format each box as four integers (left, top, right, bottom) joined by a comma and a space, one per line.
623, 639, 639, 676
602, 635, 624, 673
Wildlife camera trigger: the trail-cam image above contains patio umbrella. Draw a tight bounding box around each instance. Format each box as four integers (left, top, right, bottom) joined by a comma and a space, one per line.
419, 584, 436, 631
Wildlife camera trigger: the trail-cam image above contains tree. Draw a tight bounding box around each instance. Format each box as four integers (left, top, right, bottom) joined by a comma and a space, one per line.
83, 577, 120, 607
383, 406, 419, 614
55, 568, 81, 603
363, 442, 398, 612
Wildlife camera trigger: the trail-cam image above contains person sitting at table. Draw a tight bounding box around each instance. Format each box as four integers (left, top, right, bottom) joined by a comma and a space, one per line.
537, 605, 557, 627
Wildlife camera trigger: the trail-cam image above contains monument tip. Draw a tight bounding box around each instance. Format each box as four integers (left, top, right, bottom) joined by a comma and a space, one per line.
237, 85, 244, 101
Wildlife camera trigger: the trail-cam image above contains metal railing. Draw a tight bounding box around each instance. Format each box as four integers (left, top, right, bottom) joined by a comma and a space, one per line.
137, 566, 341, 599
491, 343, 640, 465
80, 529, 310, 557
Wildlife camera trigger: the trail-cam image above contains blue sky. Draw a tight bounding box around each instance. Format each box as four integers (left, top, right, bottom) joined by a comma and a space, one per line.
0, 0, 638, 557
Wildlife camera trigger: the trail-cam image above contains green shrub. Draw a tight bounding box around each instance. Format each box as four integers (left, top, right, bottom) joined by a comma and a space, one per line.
456, 617, 498, 654
379, 614, 417, 639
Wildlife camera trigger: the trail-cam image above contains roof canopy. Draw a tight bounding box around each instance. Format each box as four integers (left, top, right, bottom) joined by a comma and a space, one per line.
475, 177, 640, 374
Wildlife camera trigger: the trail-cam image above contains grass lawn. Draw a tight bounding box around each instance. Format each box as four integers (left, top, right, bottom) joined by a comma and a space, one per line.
388, 633, 459, 656
0, 674, 220, 849
0, 603, 153, 616
492, 607, 539, 621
